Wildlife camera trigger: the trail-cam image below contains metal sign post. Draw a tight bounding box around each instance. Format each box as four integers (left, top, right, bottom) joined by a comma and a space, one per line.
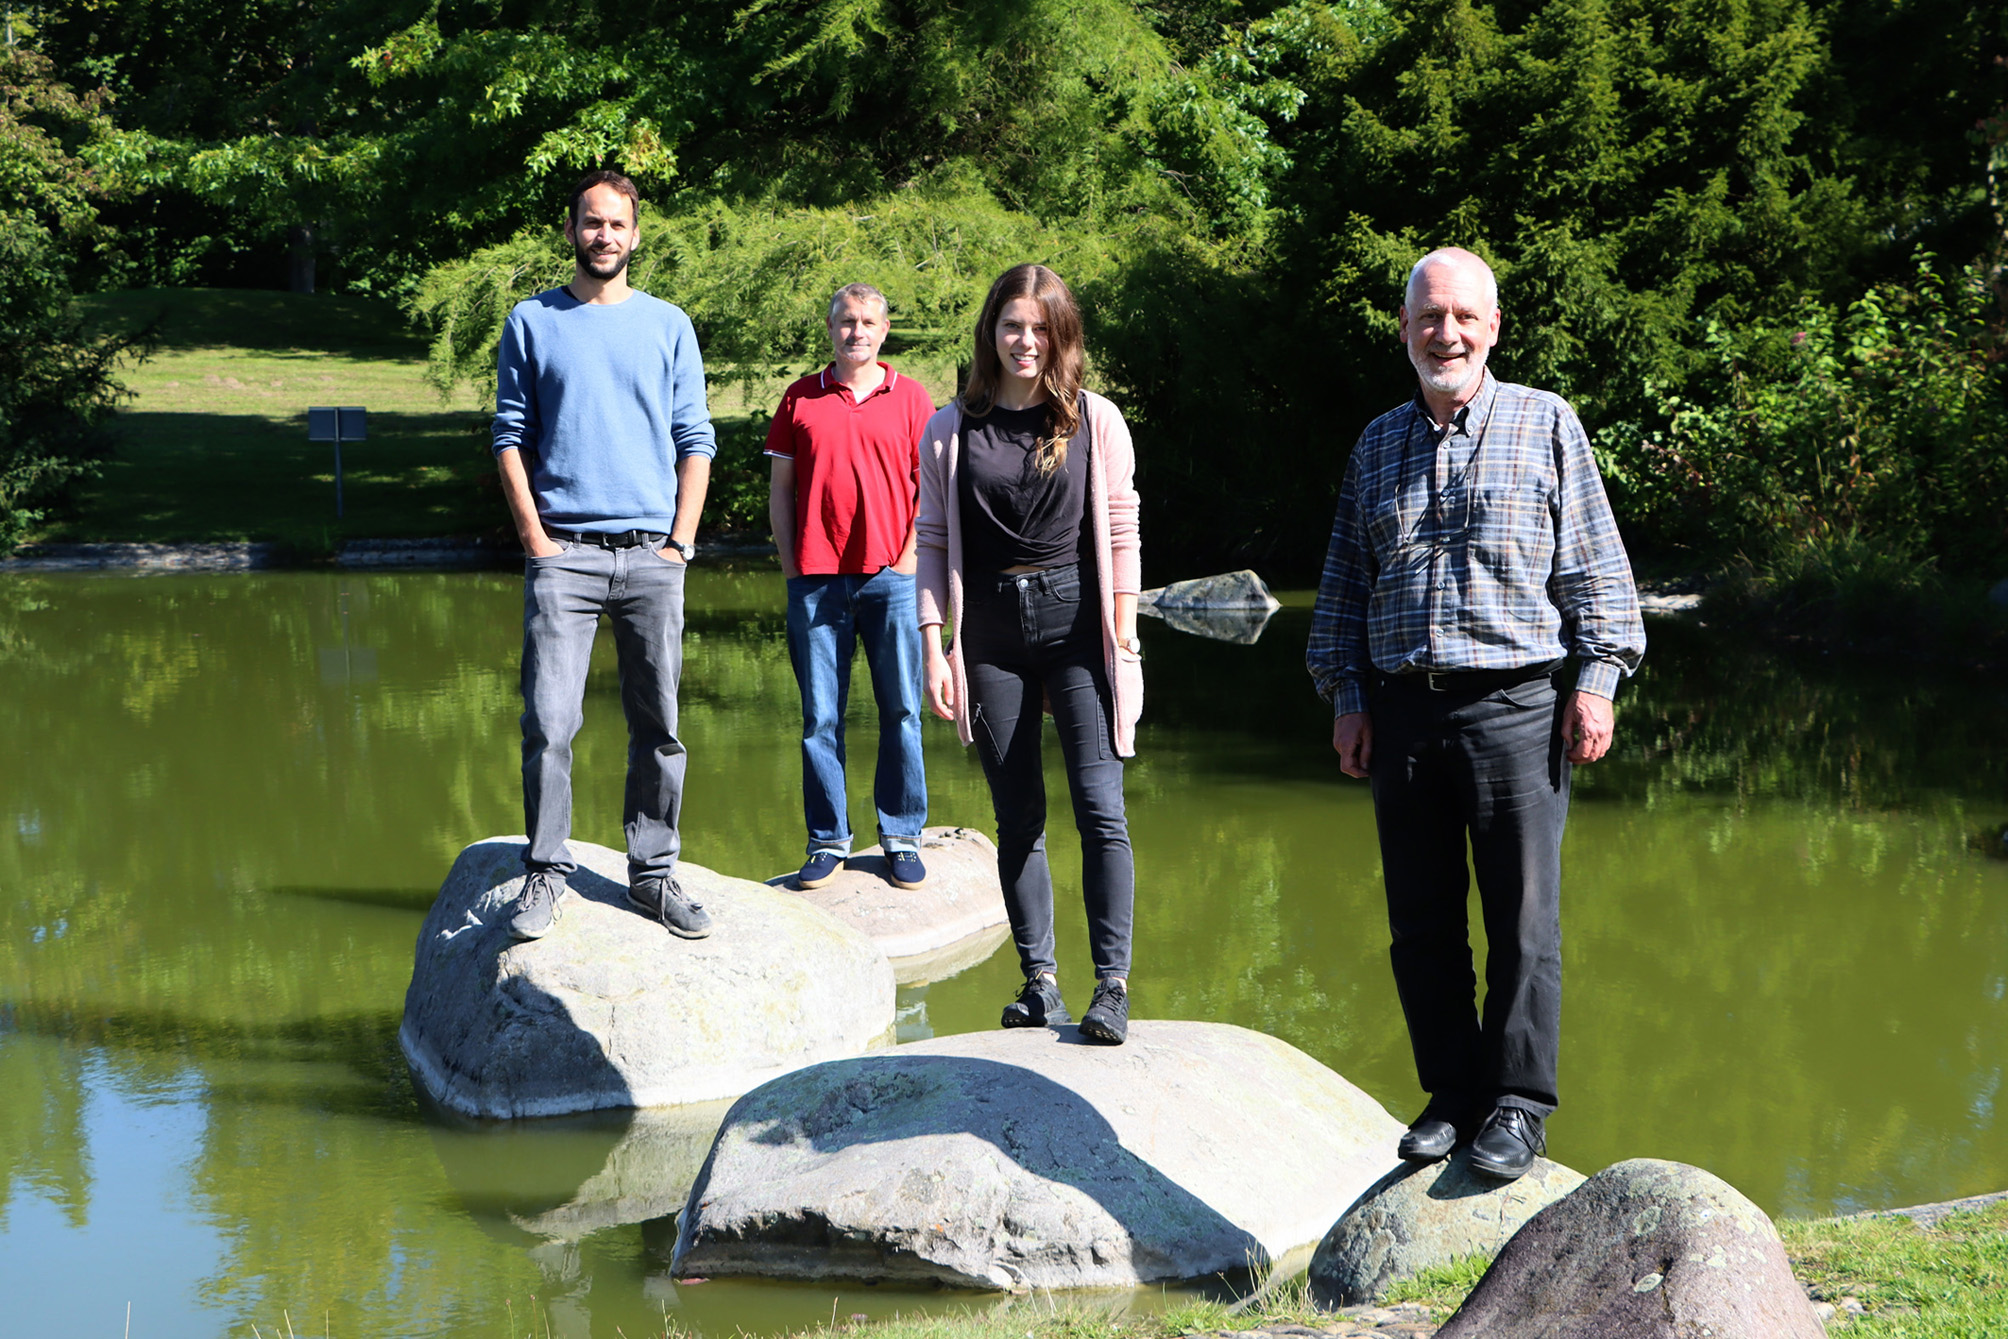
307, 406, 368, 519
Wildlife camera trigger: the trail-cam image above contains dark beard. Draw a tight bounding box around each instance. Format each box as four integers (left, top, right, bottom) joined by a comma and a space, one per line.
573, 238, 631, 280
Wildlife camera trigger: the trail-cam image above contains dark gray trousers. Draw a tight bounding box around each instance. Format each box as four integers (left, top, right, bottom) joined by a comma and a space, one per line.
520, 538, 687, 884
1369, 672, 1570, 1117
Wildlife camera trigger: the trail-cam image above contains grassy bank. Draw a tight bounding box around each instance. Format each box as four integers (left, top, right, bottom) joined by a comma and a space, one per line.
617, 1199, 2005, 1339
61, 287, 958, 556
67, 288, 497, 552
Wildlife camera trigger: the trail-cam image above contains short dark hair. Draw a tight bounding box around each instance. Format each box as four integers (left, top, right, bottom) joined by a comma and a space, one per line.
568, 170, 640, 226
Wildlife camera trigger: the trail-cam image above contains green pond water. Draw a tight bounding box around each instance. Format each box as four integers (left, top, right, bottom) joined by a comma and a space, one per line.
2, 567, 2004, 1338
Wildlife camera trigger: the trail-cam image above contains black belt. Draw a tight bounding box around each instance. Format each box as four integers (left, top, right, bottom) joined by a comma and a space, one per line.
1377, 659, 1563, 694
549, 528, 666, 550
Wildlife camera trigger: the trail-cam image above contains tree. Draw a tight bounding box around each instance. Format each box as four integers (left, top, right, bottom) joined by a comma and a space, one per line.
0, 48, 151, 552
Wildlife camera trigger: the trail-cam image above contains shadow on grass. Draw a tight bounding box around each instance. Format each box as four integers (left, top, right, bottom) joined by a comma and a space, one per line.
79, 287, 429, 359
51, 410, 497, 545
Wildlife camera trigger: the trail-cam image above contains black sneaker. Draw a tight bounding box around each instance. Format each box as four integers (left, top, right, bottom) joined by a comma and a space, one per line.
884, 848, 927, 890
508, 870, 566, 941
627, 874, 712, 939
1001, 974, 1069, 1028
1080, 978, 1130, 1044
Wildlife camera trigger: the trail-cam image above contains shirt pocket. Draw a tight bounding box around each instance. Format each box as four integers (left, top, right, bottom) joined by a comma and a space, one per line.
1469, 482, 1554, 580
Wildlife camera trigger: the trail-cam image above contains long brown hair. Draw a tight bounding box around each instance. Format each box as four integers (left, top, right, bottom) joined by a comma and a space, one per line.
960, 264, 1085, 475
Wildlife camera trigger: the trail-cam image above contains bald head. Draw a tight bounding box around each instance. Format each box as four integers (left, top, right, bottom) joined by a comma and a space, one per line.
1405, 248, 1498, 312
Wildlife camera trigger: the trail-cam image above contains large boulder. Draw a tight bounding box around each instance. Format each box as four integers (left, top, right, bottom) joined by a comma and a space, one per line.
400, 837, 896, 1118
769, 826, 1009, 984
673, 1021, 1406, 1291
1309, 1149, 1585, 1306
1435, 1158, 1825, 1339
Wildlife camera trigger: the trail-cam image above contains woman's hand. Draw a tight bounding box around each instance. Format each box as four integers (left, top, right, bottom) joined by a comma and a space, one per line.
925, 641, 956, 721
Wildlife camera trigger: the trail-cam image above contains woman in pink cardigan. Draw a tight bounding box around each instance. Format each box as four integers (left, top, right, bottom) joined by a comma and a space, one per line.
917, 264, 1145, 1044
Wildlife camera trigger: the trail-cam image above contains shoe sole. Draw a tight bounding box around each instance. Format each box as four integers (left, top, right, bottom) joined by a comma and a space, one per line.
1001, 1011, 1072, 1028
508, 920, 554, 942
1465, 1151, 1536, 1179
1079, 1014, 1126, 1044
797, 868, 841, 890
887, 875, 926, 890
626, 888, 713, 938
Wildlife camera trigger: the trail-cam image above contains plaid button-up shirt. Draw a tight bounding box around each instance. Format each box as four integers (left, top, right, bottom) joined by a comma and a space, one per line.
1308, 373, 1645, 718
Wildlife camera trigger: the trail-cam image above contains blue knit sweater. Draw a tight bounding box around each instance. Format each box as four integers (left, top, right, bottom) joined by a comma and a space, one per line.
491, 287, 717, 533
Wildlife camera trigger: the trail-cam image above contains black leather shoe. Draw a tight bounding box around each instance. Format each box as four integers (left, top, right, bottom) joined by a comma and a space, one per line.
1398, 1117, 1460, 1162
1467, 1106, 1545, 1180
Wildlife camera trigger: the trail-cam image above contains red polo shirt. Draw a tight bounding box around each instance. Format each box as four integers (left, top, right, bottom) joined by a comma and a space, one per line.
765, 364, 935, 575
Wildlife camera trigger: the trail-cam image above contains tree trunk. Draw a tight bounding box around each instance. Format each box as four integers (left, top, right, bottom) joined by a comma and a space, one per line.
288, 224, 315, 294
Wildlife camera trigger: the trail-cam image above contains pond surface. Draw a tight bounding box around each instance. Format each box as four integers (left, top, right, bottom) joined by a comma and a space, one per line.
2, 568, 2004, 1338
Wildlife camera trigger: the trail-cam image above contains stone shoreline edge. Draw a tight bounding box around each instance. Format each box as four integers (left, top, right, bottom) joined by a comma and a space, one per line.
1, 537, 781, 572
1, 540, 1711, 616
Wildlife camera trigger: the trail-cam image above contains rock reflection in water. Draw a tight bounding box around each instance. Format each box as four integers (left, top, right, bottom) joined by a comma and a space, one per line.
1139, 570, 1282, 644
426, 1097, 735, 1244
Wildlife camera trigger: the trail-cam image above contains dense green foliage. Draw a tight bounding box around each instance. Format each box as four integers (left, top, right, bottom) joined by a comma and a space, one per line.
25, 0, 2008, 579
0, 47, 151, 552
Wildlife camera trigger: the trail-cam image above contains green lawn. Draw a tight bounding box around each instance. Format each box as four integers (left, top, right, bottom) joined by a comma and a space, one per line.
64, 288, 499, 552
54, 287, 960, 555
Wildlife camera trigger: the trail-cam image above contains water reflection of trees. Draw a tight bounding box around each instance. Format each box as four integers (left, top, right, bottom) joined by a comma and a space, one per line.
2, 574, 2004, 1333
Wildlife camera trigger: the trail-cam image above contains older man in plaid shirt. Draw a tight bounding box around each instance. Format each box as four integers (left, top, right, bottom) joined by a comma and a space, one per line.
1308, 247, 1645, 1181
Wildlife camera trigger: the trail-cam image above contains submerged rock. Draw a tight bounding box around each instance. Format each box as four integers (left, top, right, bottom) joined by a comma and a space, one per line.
400, 837, 895, 1118
673, 1021, 1405, 1291
1139, 571, 1283, 643
1434, 1158, 1825, 1339
769, 826, 1009, 983
1310, 1149, 1584, 1306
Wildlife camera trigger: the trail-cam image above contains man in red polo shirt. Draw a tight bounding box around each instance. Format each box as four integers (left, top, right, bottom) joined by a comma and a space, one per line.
767, 282, 937, 890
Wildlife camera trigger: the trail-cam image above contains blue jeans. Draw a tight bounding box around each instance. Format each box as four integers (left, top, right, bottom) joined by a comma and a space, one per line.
521, 537, 687, 883
784, 568, 928, 855
962, 562, 1133, 980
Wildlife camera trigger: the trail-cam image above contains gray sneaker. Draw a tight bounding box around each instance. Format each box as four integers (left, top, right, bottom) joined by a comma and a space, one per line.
509, 870, 566, 941
627, 874, 712, 939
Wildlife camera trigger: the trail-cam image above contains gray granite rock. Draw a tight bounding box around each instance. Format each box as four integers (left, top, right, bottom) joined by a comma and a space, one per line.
1309, 1150, 1585, 1306
1434, 1158, 1825, 1339
673, 1021, 1406, 1291
769, 826, 1009, 983
400, 837, 896, 1118
1140, 570, 1281, 610
1139, 571, 1282, 644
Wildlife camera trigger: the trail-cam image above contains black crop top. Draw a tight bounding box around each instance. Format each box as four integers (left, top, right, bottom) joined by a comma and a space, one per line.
958, 402, 1090, 572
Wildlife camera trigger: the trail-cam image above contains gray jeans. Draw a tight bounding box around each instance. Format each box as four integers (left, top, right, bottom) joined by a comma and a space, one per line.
520, 537, 687, 882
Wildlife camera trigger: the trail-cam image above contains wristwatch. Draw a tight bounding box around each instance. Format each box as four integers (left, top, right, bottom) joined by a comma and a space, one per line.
1118, 635, 1143, 657
665, 538, 695, 560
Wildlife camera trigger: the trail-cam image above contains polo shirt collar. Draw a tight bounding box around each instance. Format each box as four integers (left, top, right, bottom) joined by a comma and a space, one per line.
820, 363, 897, 401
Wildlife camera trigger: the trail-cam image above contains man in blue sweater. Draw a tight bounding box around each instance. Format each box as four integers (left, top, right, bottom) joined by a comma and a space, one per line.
492, 169, 717, 942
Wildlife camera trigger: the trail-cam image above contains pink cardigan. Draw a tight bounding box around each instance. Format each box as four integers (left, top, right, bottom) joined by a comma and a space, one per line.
916, 390, 1144, 756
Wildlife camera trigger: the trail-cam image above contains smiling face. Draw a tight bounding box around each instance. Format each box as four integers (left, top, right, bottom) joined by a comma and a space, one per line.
1399, 252, 1501, 413
993, 296, 1049, 390
826, 295, 889, 373
564, 183, 638, 283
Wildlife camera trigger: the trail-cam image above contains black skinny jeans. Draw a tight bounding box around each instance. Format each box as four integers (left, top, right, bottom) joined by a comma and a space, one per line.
962, 563, 1134, 981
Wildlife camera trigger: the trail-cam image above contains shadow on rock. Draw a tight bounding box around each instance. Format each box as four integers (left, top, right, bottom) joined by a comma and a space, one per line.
674, 1021, 1404, 1293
